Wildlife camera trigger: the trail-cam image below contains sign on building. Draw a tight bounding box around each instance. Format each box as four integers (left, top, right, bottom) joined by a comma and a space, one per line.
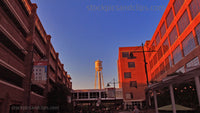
32, 61, 48, 85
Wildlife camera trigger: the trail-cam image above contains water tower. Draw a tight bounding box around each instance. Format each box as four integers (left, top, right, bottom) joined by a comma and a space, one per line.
94, 60, 104, 89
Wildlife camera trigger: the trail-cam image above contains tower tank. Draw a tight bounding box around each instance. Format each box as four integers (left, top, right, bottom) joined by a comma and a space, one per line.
95, 60, 103, 71
94, 60, 104, 89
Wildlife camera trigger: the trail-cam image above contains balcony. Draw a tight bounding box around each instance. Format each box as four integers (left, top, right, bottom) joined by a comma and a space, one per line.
0, 44, 25, 76
0, 8, 28, 49
4, 0, 30, 33
34, 32, 46, 55
57, 69, 62, 79
49, 55, 56, 71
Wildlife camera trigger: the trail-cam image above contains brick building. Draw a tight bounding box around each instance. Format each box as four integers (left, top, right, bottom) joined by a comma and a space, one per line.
118, 47, 147, 109
118, 0, 200, 109
0, 0, 72, 113
146, 0, 200, 82
72, 88, 123, 111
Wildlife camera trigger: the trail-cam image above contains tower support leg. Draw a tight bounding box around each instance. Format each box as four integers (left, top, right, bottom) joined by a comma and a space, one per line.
95, 71, 97, 89
101, 71, 104, 89
98, 71, 101, 89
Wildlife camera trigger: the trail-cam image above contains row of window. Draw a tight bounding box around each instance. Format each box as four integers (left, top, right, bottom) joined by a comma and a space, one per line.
176, 57, 200, 73
150, 22, 200, 71
151, 24, 200, 79
152, 55, 200, 80
73, 92, 107, 99
121, 52, 137, 68
122, 52, 137, 59
149, 0, 200, 57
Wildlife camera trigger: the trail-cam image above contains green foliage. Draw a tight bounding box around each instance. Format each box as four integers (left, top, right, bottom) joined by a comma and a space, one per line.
47, 83, 72, 113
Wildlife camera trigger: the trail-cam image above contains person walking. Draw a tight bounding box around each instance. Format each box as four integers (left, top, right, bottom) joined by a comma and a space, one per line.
133, 105, 140, 113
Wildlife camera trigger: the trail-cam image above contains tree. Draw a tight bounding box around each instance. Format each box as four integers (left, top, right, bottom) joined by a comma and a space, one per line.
47, 83, 72, 113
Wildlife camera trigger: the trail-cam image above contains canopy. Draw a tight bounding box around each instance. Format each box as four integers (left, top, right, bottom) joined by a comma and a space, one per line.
158, 104, 194, 111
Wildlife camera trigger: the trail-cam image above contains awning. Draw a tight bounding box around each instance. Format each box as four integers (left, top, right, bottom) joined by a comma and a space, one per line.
158, 104, 194, 111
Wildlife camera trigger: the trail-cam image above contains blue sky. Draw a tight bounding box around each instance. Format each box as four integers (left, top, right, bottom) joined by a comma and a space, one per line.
31, 0, 169, 89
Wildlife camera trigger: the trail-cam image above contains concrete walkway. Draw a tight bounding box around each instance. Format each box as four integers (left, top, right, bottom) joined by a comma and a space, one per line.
118, 111, 132, 113
118, 109, 155, 113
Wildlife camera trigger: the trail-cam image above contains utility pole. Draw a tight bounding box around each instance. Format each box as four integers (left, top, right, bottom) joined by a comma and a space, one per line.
129, 43, 156, 86
107, 78, 119, 110
142, 43, 149, 86
130, 43, 156, 108
114, 78, 116, 109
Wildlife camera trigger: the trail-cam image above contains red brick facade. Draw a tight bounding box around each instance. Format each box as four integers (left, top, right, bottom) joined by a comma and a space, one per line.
0, 0, 72, 113
118, 47, 146, 108
145, 0, 200, 82
118, 0, 200, 109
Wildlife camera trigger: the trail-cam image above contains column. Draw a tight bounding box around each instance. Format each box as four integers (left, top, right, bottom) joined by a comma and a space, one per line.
195, 76, 200, 106
153, 90, 158, 113
23, 4, 37, 113
44, 35, 51, 97
88, 92, 90, 99
77, 92, 79, 99
2, 93, 10, 113
169, 84, 176, 113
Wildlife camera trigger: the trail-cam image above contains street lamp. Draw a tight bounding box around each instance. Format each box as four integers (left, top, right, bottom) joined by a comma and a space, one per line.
106, 78, 119, 110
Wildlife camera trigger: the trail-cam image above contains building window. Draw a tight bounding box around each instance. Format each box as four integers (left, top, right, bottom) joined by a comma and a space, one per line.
182, 32, 196, 56
101, 92, 107, 98
79, 92, 88, 99
173, 0, 185, 14
130, 81, 137, 88
150, 59, 154, 70
155, 33, 160, 46
90, 92, 99, 98
128, 62, 135, 68
160, 23, 166, 38
166, 8, 174, 27
195, 23, 200, 45
158, 47, 163, 60
168, 55, 173, 69
186, 57, 200, 68
124, 72, 131, 78
163, 38, 170, 54
72, 93, 77, 99
155, 67, 160, 79
189, 0, 200, 19
152, 41, 156, 50
160, 62, 165, 75
125, 92, 133, 99
176, 66, 185, 73
122, 52, 129, 58
153, 54, 158, 65
172, 46, 182, 64
128, 52, 136, 59
178, 10, 190, 35
151, 71, 155, 79
169, 26, 178, 45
